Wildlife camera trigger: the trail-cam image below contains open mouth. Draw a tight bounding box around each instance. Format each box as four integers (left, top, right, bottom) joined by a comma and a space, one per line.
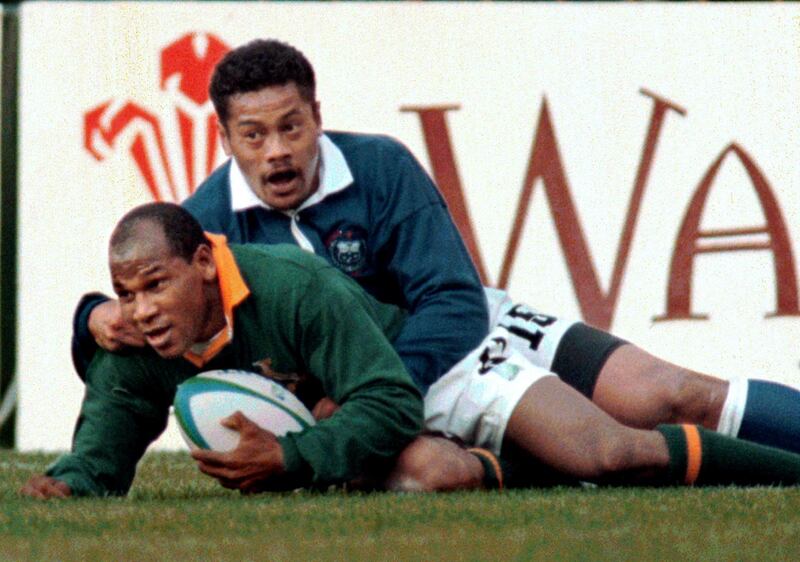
144, 326, 171, 348
267, 169, 299, 186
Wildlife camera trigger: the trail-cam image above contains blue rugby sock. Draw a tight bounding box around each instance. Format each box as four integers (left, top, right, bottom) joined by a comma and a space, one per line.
734, 379, 800, 454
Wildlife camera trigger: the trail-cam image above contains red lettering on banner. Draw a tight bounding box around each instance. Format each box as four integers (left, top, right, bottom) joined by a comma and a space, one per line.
405, 90, 685, 330
659, 143, 800, 320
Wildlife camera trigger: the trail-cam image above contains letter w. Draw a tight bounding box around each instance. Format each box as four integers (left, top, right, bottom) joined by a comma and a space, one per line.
403, 91, 685, 330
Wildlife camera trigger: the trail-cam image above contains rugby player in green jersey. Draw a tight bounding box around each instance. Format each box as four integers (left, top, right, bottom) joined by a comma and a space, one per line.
22, 203, 800, 498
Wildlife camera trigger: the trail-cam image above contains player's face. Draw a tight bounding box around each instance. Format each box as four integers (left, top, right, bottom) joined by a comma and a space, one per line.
219, 82, 322, 211
110, 225, 220, 359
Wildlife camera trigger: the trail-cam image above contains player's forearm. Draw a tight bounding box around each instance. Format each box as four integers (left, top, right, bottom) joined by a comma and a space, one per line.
387, 206, 489, 392
393, 286, 489, 393
278, 383, 424, 486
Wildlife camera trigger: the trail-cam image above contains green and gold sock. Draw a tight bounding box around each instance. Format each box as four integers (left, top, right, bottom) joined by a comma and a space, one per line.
657, 424, 800, 486
468, 448, 504, 490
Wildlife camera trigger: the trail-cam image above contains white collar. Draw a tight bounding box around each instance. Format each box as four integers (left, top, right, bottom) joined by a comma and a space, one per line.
229, 134, 353, 213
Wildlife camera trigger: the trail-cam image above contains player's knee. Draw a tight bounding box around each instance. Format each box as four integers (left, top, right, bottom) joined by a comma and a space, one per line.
652, 366, 727, 427
385, 436, 483, 492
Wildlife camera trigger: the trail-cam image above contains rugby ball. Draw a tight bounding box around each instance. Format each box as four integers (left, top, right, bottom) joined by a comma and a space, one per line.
173, 369, 315, 451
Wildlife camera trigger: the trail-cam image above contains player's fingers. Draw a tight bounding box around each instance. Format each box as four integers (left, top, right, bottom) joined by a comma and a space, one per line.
195, 460, 230, 479
20, 477, 70, 499
191, 449, 229, 466
96, 335, 124, 352
217, 477, 241, 490
19, 482, 46, 499
312, 397, 340, 420
115, 331, 146, 347
43, 480, 71, 498
239, 478, 267, 495
220, 410, 251, 430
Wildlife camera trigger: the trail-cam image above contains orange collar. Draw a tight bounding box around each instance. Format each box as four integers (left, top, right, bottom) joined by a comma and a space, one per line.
182, 233, 250, 367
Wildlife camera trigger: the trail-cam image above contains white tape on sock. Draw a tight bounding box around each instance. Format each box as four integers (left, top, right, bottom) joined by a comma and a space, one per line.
716, 377, 749, 437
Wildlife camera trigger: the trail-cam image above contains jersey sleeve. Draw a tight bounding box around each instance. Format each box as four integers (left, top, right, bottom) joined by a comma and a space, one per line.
46, 351, 171, 496
377, 149, 489, 393
277, 270, 424, 485
70, 292, 111, 381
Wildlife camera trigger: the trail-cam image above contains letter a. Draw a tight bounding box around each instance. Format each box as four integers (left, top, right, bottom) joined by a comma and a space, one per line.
660, 143, 800, 320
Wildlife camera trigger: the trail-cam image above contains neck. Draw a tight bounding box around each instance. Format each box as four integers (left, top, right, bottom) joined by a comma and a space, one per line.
199, 284, 227, 342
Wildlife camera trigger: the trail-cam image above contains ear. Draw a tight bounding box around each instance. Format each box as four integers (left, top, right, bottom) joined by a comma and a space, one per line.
312, 101, 322, 130
193, 244, 218, 282
218, 123, 233, 157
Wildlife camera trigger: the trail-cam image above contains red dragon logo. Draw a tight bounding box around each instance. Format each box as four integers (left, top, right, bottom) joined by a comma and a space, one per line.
83, 32, 230, 202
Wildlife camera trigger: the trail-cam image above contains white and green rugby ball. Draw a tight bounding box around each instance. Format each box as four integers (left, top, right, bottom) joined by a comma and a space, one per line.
173, 369, 315, 451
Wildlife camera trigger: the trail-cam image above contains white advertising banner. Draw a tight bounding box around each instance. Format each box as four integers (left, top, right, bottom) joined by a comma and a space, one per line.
16, 2, 800, 450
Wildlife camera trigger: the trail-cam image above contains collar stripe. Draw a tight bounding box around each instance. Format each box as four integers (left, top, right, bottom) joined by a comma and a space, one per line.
182, 233, 250, 367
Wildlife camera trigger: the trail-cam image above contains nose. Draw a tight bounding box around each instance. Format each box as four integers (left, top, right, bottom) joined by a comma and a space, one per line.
132, 293, 158, 326
264, 132, 291, 162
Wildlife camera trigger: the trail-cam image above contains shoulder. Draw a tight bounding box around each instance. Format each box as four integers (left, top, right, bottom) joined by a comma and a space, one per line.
232, 243, 333, 287
325, 131, 419, 173
232, 243, 363, 300
182, 161, 233, 231
325, 131, 444, 211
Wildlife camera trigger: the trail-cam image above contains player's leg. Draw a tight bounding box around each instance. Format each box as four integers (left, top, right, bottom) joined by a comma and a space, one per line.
592, 342, 800, 454
383, 435, 488, 492
503, 375, 668, 483
488, 288, 800, 454
590, 343, 728, 429
391, 321, 800, 490
504, 374, 800, 487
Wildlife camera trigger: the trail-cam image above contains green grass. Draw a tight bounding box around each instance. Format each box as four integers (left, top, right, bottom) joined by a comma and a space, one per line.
2, 451, 800, 561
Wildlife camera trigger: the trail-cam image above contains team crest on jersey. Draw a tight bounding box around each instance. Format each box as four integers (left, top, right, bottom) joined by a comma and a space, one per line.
326, 228, 367, 274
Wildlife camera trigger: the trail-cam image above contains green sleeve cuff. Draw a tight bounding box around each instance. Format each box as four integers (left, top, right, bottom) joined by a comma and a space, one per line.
277, 435, 312, 483
45, 455, 108, 497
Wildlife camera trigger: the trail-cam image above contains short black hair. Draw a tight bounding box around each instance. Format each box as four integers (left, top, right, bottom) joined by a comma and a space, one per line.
110, 202, 208, 262
210, 38, 316, 126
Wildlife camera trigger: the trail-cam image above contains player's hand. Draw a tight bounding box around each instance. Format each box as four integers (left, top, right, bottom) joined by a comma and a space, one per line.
88, 299, 146, 351
312, 397, 340, 420
19, 475, 72, 500
191, 411, 286, 494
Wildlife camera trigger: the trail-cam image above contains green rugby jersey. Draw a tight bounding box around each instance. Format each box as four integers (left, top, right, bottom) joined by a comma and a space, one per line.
48, 239, 422, 496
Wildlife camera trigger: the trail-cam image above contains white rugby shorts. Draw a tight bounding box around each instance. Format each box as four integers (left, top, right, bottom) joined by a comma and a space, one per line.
423, 288, 577, 454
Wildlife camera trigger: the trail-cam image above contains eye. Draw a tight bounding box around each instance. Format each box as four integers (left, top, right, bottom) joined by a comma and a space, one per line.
116, 290, 133, 303
144, 278, 168, 293
281, 121, 303, 135
241, 129, 264, 142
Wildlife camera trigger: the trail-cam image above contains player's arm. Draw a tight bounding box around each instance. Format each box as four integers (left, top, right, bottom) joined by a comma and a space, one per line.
25, 351, 171, 498
380, 149, 489, 392
193, 272, 424, 490
71, 293, 146, 380
280, 271, 424, 486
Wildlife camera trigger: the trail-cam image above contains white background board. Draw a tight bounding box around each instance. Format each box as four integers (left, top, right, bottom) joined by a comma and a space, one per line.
15, 2, 800, 450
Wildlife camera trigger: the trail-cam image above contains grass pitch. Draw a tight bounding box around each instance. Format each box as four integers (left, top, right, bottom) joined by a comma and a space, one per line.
2, 451, 800, 561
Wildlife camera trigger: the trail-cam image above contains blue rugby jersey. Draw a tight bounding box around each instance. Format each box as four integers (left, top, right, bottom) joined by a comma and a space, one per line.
73, 132, 488, 393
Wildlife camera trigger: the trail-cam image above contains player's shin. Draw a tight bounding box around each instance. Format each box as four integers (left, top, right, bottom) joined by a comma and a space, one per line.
657, 424, 800, 486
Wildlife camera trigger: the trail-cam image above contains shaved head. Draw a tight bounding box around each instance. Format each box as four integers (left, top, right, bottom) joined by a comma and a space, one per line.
110, 202, 208, 263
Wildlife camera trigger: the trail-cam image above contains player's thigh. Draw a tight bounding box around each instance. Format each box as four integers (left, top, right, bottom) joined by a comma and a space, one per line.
592, 343, 729, 428
490, 297, 626, 398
